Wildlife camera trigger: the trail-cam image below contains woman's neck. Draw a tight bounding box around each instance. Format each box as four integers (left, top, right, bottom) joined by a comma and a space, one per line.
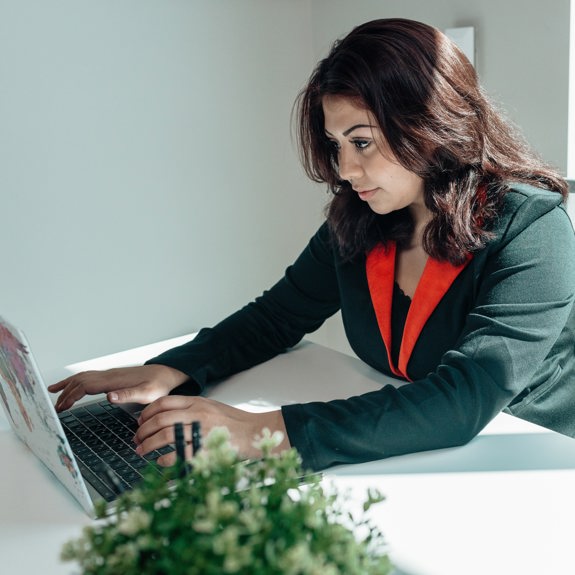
407, 203, 433, 249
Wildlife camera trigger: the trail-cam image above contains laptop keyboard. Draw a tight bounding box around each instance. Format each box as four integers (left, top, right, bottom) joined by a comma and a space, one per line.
59, 400, 174, 501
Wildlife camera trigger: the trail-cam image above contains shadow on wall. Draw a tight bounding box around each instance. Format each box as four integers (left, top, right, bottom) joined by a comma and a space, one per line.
566, 180, 575, 222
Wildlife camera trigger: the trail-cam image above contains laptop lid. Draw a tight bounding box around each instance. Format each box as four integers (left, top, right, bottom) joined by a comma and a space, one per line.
0, 316, 95, 515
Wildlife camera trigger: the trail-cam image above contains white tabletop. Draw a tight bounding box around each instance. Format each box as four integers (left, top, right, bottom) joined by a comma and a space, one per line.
1, 337, 574, 575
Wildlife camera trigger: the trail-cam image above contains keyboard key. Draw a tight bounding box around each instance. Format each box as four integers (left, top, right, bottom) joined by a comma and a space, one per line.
59, 403, 153, 500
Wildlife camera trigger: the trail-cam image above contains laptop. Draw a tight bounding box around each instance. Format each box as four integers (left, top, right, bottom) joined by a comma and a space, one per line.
0, 316, 174, 517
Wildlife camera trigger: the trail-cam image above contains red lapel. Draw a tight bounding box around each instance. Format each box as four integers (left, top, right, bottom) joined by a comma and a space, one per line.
366, 242, 472, 381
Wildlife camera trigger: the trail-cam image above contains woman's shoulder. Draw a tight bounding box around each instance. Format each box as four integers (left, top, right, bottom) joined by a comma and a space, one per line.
469, 183, 574, 271
492, 182, 570, 240
503, 181, 564, 210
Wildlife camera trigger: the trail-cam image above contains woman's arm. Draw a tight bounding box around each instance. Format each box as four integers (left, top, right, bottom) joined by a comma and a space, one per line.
50, 223, 341, 410
283, 201, 575, 470
144, 222, 341, 392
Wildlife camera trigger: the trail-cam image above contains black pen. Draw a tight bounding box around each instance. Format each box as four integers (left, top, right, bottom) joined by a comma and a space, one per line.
174, 422, 187, 477
191, 421, 202, 456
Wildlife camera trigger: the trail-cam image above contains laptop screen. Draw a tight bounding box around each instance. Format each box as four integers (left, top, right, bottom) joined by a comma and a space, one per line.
0, 317, 93, 513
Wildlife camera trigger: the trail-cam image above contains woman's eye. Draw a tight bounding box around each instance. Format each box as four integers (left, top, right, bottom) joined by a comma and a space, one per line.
353, 139, 371, 150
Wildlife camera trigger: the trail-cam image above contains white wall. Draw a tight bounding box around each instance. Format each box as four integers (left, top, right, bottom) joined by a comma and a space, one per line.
0, 0, 325, 372
568, 0, 575, 178
1, 0, 572, 370
310, 0, 571, 175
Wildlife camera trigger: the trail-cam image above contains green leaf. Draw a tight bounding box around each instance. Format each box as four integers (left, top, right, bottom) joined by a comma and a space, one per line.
61, 427, 392, 575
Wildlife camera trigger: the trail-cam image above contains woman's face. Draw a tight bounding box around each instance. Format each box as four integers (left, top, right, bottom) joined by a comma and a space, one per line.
322, 95, 427, 219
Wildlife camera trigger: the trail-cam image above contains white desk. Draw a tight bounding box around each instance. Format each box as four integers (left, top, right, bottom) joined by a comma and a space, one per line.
2, 338, 575, 575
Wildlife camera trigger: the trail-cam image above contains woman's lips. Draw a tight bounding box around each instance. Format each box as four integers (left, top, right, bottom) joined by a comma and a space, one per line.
356, 188, 378, 201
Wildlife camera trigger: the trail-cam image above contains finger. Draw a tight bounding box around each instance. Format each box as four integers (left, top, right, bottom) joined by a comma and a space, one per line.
54, 370, 121, 411
135, 408, 194, 445
138, 395, 197, 424
156, 442, 194, 467
156, 451, 178, 467
54, 380, 86, 412
53, 371, 108, 411
107, 383, 166, 405
135, 421, 182, 457
47, 378, 72, 392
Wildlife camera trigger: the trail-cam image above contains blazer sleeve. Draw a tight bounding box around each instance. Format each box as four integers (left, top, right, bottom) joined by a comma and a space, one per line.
145, 223, 341, 392
282, 201, 575, 471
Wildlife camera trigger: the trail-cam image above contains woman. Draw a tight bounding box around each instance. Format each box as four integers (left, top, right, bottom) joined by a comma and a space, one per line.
49, 18, 575, 471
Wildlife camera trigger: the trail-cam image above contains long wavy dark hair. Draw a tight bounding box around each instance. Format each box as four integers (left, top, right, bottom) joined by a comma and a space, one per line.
295, 18, 568, 264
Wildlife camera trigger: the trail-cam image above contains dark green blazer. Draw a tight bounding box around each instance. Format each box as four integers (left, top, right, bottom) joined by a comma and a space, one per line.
148, 184, 575, 471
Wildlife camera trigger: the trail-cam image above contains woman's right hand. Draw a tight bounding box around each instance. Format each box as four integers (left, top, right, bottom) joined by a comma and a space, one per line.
47, 364, 189, 412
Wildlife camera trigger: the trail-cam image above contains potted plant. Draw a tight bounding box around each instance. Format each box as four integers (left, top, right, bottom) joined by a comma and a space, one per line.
61, 427, 392, 574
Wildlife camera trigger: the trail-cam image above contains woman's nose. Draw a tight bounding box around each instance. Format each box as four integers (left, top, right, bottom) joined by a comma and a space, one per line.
338, 148, 363, 183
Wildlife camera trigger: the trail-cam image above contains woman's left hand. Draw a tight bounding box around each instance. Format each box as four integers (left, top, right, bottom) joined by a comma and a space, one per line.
133, 395, 290, 465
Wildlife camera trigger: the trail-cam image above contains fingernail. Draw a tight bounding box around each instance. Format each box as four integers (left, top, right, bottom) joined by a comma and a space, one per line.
109, 392, 119, 401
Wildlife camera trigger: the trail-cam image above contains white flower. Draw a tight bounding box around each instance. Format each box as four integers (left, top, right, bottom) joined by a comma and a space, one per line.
192, 518, 216, 533
117, 508, 151, 536
252, 427, 284, 452
112, 542, 139, 564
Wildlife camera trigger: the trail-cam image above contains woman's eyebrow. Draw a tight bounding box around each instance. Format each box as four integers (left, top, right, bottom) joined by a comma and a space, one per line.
324, 124, 378, 137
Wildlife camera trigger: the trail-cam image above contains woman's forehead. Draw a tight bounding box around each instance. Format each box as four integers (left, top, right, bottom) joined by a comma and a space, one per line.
322, 95, 377, 130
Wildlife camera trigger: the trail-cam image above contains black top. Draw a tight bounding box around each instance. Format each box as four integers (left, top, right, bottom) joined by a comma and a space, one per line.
391, 282, 411, 369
